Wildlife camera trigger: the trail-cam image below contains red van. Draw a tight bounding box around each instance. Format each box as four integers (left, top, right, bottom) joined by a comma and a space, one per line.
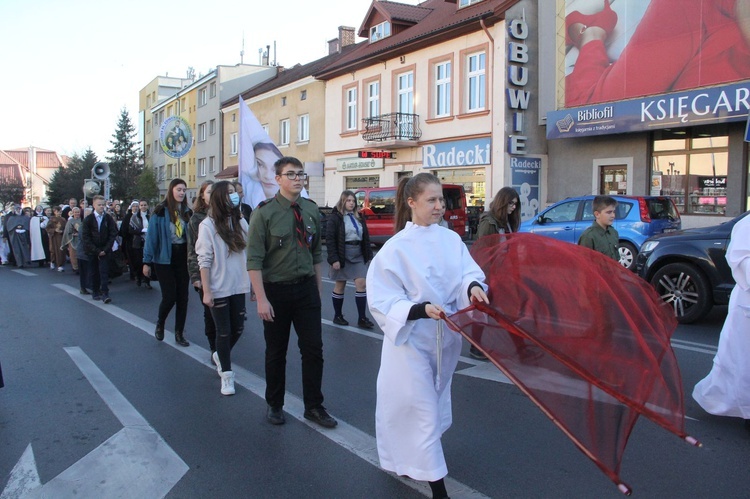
354, 184, 468, 245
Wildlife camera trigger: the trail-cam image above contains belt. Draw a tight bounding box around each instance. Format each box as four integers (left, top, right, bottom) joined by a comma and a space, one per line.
345, 241, 361, 245
265, 275, 313, 286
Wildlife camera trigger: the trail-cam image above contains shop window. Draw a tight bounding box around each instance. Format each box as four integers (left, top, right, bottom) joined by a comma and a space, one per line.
651, 127, 728, 215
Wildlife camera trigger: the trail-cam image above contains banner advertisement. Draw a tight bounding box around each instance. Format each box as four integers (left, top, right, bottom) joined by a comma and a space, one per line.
510, 156, 541, 219
561, 0, 750, 109
159, 116, 192, 159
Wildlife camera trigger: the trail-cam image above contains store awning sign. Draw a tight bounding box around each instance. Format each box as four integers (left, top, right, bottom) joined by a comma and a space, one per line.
422, 138, 491, 168
547, 81, 750, 139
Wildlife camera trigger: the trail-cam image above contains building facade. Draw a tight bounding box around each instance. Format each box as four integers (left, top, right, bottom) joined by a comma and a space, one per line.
317, 0, 520, 213
540, 0, 750, 228
139, 65, 276, 201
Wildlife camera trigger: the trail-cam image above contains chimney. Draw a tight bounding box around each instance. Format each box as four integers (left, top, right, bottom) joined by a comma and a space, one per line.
339, 26, 355, 47
329, 26, 356, 55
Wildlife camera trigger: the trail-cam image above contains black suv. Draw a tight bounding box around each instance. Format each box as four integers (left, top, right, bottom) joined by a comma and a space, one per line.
636, 210, 749, 323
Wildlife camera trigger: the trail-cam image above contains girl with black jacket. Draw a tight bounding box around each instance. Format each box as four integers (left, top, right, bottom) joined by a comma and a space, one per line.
325, 190, 375, 328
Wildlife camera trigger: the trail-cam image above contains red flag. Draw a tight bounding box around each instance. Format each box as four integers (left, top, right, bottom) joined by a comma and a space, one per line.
445, 233, 700, 494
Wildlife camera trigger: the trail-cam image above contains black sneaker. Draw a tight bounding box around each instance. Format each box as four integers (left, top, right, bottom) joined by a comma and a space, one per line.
102, 295, 111, 304
332, 315, 349, 326
357, 317, 375, 329
155, 324, 165, 341
304, 406, 337, 428
92, 294, 101, 301
469, 345, 487, 360
267, 406, 286, 425
79, 288, 90, 295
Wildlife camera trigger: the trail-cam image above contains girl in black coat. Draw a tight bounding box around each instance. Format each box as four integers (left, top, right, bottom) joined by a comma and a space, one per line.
325, 190, 375, 328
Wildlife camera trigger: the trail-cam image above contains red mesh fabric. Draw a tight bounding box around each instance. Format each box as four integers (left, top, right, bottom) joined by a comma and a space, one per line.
446, 233, 694, 494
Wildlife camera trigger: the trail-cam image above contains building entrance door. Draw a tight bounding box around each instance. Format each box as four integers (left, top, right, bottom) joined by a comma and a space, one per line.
600, 165, 627, 195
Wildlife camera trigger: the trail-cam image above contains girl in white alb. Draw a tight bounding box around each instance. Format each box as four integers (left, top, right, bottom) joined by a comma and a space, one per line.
367, 173, 488, 499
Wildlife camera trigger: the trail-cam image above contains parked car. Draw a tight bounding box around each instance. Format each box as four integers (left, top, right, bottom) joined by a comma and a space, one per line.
636, 210, 749, 324
354, 184, 468, 245
519, 195, 681, 270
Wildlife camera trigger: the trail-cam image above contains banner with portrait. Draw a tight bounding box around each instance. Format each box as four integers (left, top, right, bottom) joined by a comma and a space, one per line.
159, 116, 192, 159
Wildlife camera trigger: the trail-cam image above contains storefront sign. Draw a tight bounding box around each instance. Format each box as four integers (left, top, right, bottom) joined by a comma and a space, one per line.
336, 157, 383, 171
507, 18, 530, 155
422, 138, 491, 168
510, 156, 541, 218
547, 81, 750, 139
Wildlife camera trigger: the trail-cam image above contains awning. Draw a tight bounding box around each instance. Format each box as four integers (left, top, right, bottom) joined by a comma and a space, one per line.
215, 165, 238, 179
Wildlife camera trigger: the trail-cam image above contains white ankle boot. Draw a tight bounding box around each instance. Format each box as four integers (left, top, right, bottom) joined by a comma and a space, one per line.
220, 370, 235, 396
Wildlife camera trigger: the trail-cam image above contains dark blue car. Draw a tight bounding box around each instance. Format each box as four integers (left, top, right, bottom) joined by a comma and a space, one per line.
519, 195, 681, 270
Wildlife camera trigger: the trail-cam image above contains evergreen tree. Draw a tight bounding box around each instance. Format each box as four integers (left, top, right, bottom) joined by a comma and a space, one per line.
0, 179, 25, 211
46, 148, 98, 205
107, 107, 141, 201
135, 166, 160, 205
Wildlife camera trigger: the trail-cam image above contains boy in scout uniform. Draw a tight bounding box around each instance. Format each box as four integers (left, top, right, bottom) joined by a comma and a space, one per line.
247, 156, 337, 429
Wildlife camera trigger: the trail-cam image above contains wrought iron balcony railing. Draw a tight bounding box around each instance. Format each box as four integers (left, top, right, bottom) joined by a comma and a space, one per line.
362, 113, 422, 142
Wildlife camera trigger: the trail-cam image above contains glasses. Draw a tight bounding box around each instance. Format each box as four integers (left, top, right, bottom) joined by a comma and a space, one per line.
282, 171, 308, 180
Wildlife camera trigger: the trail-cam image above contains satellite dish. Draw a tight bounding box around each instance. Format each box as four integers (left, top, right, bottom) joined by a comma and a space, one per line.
92, 162, 110, 180
83, 180, 101, 197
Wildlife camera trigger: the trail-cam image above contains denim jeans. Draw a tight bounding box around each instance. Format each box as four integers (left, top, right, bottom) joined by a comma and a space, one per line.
262, 277, 324, 411
209, 293, 245, 372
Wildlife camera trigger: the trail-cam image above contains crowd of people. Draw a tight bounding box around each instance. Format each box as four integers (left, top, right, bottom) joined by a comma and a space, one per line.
3, 157, 747, 499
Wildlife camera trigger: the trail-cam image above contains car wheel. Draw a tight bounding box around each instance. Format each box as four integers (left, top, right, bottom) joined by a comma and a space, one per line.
650, 262, 712, 324
618, 241, 637, 271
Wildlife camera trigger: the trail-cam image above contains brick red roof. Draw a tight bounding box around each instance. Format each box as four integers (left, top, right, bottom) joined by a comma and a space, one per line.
317, 0, 519, 80
358, 1, 433, 36
3, 147, 67, 169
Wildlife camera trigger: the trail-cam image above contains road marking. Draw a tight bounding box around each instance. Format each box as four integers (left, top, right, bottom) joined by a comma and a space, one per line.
1, 347, 188, 498
10, 269, 36, 276
52, 284, 487, 499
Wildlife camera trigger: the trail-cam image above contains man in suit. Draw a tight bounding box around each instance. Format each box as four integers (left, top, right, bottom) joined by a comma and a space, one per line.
81, 195, 118, 303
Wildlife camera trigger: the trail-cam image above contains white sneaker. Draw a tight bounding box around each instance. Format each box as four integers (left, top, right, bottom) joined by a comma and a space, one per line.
212, 351, 222, 376
50, 263, 55, 269
57, 266, 64, 272
220, 370, 235, 396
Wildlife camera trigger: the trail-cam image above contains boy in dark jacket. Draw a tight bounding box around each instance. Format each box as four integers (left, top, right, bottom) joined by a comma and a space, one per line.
81, 195, 118, 303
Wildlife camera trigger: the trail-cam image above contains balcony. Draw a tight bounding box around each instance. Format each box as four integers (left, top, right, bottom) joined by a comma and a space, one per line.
362, 113, 422, 143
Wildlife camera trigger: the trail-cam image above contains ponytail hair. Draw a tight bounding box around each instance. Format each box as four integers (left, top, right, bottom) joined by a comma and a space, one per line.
394, 173, 441, 233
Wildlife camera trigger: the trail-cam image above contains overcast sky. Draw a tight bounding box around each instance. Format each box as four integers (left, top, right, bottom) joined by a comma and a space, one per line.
0, 0, 417, 160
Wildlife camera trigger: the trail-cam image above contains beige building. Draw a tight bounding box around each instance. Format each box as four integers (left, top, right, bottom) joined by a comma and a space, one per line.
221, 30, 357, 206
0, 147, 69, 207
139, 65, 276, 201
316, 0, 516, 209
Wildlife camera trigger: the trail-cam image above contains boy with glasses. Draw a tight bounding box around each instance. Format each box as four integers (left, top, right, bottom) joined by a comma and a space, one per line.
247, 157, 337, 429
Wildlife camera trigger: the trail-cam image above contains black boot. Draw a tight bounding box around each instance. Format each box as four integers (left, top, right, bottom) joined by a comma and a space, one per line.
175, 331, 190, 347
155, 323, 164, 341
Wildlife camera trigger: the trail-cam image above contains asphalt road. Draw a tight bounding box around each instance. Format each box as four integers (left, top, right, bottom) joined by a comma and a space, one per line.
0, 260, 747, 499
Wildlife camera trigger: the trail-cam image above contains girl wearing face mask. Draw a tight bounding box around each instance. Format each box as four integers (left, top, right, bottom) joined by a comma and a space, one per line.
188, 181, 218, 357
195, 180, 252, 395
143, 178, 192, 347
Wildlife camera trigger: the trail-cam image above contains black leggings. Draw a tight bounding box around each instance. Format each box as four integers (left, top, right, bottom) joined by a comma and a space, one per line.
154, 244, 189, 332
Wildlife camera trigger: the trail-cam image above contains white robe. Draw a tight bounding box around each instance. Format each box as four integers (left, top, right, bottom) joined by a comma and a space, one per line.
29, 216, 46, 261
367, 222, 486, 481
693, 214, 750, 419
